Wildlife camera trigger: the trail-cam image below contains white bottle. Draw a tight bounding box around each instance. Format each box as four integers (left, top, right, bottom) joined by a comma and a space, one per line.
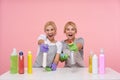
70, 51, 75, 65
92, 54, 98, 74
42, 52, 47, 68
99, 48, 105, 74
42, 41, 48, 68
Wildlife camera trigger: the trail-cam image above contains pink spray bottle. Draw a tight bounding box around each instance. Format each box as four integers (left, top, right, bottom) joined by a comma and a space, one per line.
99, 48, 105, 74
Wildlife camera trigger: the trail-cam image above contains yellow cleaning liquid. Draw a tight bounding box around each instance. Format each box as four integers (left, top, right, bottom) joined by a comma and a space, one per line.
27, 51, 32, 74
89, 51, 93, 73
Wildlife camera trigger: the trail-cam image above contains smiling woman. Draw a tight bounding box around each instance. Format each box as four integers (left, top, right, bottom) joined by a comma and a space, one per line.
61, 21, 85, 67
33, 21, 62, 71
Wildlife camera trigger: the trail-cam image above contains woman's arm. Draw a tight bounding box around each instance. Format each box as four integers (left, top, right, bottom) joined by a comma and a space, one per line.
53, 54, 60, 64
53, 41, 62, 64
76, 37, 84, 51
76, 42, 83, 51
37, 34, 47, 45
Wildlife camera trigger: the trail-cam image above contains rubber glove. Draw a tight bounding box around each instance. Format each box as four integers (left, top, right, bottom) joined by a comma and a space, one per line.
68, 43, 78, 52
40, 44, 49, 52
59, 54, 68, 62
50, 63, 57, 71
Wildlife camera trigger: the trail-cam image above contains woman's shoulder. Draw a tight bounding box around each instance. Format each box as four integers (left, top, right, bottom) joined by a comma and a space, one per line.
76, 37, 84, 40
56, 41, 62, 46
75, 37, 84, 44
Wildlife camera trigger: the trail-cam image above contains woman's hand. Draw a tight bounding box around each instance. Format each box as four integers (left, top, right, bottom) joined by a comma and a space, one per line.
76, 42, 83, 51
40, 44, 49, 52
38, 40, 44, 45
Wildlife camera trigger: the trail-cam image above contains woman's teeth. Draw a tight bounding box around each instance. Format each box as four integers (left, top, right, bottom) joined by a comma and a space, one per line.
68, 34, 73, 37
48, 34, 53, 37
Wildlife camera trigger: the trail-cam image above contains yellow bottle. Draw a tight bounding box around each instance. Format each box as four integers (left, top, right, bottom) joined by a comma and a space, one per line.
89, 51, 93, 73
27, 51, 32, 74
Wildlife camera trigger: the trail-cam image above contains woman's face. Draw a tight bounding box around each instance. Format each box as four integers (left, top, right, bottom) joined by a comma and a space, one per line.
65, 25, 76, 40
45, 25, 56, 41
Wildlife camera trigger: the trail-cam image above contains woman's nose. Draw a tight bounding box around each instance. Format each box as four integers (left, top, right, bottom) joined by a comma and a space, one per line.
48, 30, 52, 34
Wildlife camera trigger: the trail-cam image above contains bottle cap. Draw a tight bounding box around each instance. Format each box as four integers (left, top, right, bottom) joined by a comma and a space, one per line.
11, 48, 17, 55
28, 51, 32, 54
100, 48, 104, 54
90, 50, 93, 55
19, 51, 23, 55
93, 54, 98, 58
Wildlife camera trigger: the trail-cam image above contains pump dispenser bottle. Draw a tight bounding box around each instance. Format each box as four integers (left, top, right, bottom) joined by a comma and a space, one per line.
99, 48, 105, 74
18, 51, 24, 74
27, 51, 32, 74
89, 51, 93, 73
92, 54, 98, 74
10, 48, 18, 74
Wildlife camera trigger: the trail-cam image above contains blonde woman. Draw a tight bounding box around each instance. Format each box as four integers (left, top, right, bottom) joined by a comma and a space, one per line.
33, 21, 62, 71
62, 21, 85, 67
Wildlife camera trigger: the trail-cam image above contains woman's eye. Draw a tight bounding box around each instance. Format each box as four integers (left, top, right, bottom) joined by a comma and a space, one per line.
46, 29, 49, 31
51, 29, 54, 31
71, 28, 75, 31
66, 28, 70, 31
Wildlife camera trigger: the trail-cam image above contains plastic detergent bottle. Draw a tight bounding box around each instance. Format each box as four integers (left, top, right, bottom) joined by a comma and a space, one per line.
99, 48, 105, 74
43, 52, 47, 68
68, 42, 77, 65
89, 51, 93, 73
92, 54, 98, 74
27, 51, 32, 74
70, 51, 75, 65
18, 51, 24, 74
10, 48, 18, 74
42, 44, 49, 68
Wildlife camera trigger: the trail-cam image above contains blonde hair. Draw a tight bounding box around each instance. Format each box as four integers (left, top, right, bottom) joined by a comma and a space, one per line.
44, 21, 57, 32
64, 21, 77, 33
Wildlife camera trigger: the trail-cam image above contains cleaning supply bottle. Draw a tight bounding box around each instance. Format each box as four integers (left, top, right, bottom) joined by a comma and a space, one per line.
99, 48, 105, 74
40, 44, 49, 68
27, 51, 32, 74
70, 51, 75, 65
43, 52, 47, 68
88, 51, 93, 73
10, 48, 18, 74
18, 51, 24, 74
92, 54, 98, 74
68, 42, 77, 65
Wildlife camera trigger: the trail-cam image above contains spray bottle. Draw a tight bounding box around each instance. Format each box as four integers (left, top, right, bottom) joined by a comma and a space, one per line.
99, 48, 105, 74
70, 51, 75, 65
92, 54, 98, 74
89, 51, 93, 73
40, 43, 49, 68
68, 42, 78, 65
10, 48, 18, 74
18, 51, 24, 74
27, 51, 32, 74
43, 52, 47, 68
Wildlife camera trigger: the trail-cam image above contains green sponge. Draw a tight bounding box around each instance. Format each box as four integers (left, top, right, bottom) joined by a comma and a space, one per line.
68, 43, 78, 52
60, 54, 68, 62
45, 66, 52, 71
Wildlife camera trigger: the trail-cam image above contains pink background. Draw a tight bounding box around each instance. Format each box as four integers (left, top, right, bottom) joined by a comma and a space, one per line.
0, 0, 120, 75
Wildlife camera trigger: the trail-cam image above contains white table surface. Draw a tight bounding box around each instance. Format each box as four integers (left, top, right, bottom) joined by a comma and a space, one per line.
0, 68, 120, 80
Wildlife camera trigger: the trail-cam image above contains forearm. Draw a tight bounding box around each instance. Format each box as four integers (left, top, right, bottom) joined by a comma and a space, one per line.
53, 53, 60, 64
